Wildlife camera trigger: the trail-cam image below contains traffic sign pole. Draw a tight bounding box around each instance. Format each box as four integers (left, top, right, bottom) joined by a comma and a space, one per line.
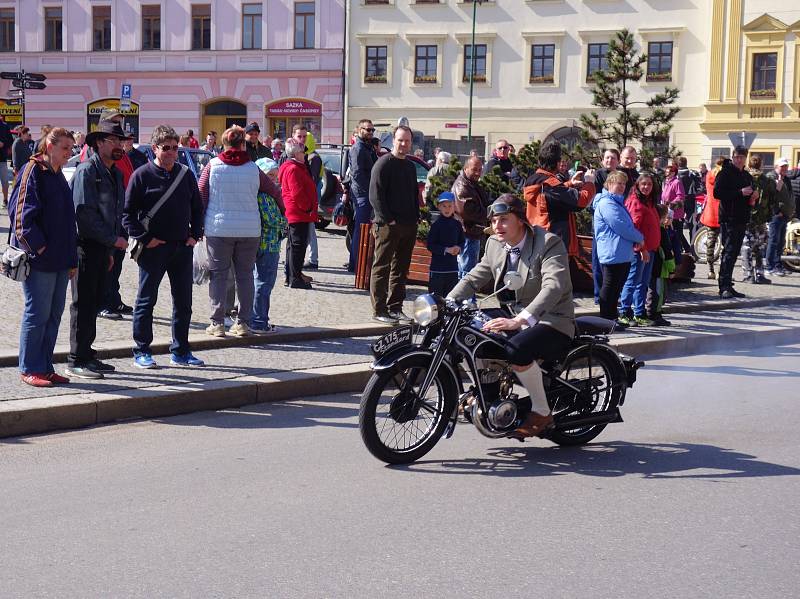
5, 69, 47, 125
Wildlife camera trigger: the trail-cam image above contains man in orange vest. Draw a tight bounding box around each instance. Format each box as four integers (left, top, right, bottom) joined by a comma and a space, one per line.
523, 141, 596, 256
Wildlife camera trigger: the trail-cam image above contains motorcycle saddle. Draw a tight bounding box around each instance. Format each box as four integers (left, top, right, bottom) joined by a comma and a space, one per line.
575, 316, 616, 336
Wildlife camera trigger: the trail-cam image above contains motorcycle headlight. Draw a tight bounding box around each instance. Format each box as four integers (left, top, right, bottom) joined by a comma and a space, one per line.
413, 294, 439, 326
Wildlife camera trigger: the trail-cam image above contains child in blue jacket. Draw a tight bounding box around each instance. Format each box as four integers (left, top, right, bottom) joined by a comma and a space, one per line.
426, 191, 465, 296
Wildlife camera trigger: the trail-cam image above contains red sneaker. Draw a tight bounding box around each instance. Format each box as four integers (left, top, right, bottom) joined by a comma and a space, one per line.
47, 372, 71, 384
21, 373, 54, 388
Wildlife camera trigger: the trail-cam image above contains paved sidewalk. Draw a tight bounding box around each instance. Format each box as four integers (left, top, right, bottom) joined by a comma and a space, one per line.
2, 303, 799, 438
2, 208, 798, 361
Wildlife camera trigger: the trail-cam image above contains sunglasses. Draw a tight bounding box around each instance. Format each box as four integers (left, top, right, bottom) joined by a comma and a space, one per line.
158, 144, 179, 152
362, 127, 376, 133
497, 146, 510, 151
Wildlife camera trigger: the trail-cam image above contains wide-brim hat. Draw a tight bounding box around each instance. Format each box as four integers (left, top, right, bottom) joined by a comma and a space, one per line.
85, 120, 133, 147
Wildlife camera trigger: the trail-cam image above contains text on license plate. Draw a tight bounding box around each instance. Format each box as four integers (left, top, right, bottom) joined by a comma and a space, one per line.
372, 326, 413, 357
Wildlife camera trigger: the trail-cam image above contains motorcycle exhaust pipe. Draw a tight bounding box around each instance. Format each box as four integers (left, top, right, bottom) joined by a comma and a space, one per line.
553, 409, 622, 430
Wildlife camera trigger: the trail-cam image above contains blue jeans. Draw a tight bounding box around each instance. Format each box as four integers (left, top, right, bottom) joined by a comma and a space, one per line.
252, 250, 280, 330
458, 237, 480, 279
349, 197, 372, 271
619, 250, 655, 317
19, 268, 69, 374
132, 241, 193, 357
592, 236, 602, 304
767, 214, 788, 270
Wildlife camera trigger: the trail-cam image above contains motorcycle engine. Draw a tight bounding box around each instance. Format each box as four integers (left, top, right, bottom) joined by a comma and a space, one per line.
477, 362, 519, 431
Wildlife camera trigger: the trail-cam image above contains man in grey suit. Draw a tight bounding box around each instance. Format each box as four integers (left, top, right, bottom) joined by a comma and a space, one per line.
449, 194, 575, 438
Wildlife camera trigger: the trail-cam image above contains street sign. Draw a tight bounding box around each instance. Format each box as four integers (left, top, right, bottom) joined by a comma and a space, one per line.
444, 123, 467, 129
0, 71, 22, 80
7, 89, 23, 98
120, 83, 132, 111
6, 98, 21, 105
727, 131, 757, 149
18, 81, 46, 90
25, 72, 46, 82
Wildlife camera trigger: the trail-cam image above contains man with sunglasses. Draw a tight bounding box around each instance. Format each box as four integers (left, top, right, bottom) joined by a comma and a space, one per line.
66, 120, 133, 379
123, 125, 205, 369
482, 139, 514, 183
347, 118, 377, 272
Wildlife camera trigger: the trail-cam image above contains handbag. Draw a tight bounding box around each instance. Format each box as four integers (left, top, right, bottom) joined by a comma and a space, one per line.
0, 224, 30, 283
128, 164, 189, 262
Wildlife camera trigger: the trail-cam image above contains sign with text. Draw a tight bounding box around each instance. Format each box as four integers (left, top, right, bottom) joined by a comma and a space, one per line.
0, 99, 23, 125
87, 98, 140, 141
445, 123, 468, 129
120, 83, 132, 111
266, 99, 322, 117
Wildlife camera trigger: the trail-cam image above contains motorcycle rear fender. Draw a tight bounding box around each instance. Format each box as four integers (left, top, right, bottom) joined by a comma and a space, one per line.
371, 347, 463, 399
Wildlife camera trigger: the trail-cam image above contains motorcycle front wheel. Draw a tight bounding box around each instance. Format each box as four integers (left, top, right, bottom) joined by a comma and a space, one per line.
691, 226, 722, 264
359, 355, 457, 464
547, 346, 625, 446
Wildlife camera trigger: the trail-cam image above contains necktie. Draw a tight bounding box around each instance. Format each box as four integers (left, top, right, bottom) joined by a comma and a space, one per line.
504, 245, 521, 272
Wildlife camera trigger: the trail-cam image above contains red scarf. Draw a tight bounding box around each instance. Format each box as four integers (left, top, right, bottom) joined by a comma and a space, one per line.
218, 149, 250, 166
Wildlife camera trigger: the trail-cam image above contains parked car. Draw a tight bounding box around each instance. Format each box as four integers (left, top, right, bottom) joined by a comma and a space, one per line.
61, 146, 213, 184
314, 144, 346, 230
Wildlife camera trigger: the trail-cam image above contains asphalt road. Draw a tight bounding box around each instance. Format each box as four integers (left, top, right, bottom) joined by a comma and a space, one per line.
1, 345, 799, 598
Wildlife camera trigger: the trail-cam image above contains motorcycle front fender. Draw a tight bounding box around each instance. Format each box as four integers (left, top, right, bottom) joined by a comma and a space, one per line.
371, 346, 463, 399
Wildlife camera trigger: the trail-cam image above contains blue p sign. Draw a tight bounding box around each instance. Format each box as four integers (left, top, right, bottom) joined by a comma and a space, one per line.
121, 84, 132, 99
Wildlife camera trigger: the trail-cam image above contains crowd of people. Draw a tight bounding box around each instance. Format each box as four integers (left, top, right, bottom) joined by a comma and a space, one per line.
3, 109, 799, 387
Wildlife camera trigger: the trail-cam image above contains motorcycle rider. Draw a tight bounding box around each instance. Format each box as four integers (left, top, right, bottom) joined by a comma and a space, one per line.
448, 194, 575, 439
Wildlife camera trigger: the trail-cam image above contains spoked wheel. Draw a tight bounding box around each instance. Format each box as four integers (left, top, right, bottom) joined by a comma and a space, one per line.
547, 346, 625, 446
359, 355, 457, 464
691, 226, 721, 264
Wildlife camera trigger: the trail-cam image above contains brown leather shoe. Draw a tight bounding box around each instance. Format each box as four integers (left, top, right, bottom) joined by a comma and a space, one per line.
509, 412, 554, 440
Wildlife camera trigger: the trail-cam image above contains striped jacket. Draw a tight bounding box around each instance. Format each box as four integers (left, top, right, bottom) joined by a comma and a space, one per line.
8, 155, 78, 272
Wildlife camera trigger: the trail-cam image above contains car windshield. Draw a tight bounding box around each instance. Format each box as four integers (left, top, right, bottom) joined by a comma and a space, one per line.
318, 152, 341, 176
413, 160, 428, 183
181, 149, 213, 173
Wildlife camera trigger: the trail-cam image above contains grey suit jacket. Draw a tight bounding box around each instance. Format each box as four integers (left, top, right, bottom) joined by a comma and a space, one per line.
448, 224, 576, 338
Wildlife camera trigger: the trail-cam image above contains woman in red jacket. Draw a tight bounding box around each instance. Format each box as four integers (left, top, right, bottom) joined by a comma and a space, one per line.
279, 138, 318, 289
699, 157, 725, 279
618, 172, 661, 326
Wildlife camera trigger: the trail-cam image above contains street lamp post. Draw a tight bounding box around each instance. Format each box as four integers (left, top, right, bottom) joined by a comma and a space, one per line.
467, 0, 482, 143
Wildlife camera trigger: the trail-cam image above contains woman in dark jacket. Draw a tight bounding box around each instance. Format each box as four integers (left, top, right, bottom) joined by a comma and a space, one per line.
9, 127, 78, 387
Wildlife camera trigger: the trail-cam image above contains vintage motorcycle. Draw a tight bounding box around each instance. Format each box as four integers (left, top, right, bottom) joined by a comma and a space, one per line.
358, 273, 644, 465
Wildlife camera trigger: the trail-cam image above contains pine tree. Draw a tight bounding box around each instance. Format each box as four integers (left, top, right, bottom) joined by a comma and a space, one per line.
579, 29, 681, 165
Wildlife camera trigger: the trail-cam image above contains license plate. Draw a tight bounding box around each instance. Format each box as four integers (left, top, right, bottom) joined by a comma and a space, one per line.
371, 326, 413, 357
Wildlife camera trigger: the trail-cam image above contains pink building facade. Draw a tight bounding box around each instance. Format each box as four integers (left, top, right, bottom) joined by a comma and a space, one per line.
0, 0, 345, 143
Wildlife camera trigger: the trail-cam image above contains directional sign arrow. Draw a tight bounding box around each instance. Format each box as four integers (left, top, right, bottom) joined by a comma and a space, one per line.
6, 98, 22, 105
24, 81, 46, 90
25, 72, 47, 82
0, 71, 22, 80
11, 78, 23, 88
7, 89, 24, 98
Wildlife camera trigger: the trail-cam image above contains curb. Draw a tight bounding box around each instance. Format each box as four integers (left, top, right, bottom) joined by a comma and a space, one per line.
2, 322, 798, 439
1, 294, 797, 369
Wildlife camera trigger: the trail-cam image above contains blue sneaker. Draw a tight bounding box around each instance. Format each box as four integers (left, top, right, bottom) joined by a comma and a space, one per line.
134, 354, 157, 369
170, 352, 205, 367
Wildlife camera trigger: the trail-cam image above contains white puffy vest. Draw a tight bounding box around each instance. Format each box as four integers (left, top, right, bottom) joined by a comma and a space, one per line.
204, 158, 261, 238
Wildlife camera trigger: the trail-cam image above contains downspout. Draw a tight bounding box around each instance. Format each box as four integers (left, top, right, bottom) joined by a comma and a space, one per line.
341, 0, 350, 144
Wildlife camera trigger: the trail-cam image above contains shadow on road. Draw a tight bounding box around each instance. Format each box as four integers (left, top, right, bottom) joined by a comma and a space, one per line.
399, 441, 800, 479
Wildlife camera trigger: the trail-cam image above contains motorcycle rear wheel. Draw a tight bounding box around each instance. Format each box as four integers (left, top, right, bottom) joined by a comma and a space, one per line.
547, 346, 625, 446
359, 356, 457, 464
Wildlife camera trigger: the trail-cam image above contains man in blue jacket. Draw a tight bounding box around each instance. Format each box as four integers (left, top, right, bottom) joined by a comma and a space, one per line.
66, 120, 131, 379
347, 119, 377, 272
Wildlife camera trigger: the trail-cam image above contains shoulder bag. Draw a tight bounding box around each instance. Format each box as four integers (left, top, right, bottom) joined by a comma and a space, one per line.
1, 225, 30, 283
128, 164, 188, 262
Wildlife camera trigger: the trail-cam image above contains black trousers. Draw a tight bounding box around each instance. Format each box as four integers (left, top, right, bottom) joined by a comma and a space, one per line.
599, 262, 631, 320
69, 241, 110, 366
428, 272, 459, 297
718, 222, 747, 291
101, 247, 126, 311
287, 222, 310, 285
506, 323, 573, 366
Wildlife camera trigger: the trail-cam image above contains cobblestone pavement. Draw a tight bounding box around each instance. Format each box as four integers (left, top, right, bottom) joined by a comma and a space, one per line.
2, 208, 798, 356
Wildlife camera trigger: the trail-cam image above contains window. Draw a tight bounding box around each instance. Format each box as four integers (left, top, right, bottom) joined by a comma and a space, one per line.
242, 3, 262, 50
365, 45, 388, 83
192, 4, 211, 50
92, 6, 111, 51
530, 44, 555, 83
365, 0, 390, 4
0, 8, 12, 53
44, 7, 62, 51
750, 151, 775, 169
646, 41, 673, 82
751, 52, 777, 98
710, 147, 731, 163
294, 2, 315, 49
586, 42, 609, 81
414, 45, 437, 83
463, 44, 487, 82
141, 5, 160, 50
